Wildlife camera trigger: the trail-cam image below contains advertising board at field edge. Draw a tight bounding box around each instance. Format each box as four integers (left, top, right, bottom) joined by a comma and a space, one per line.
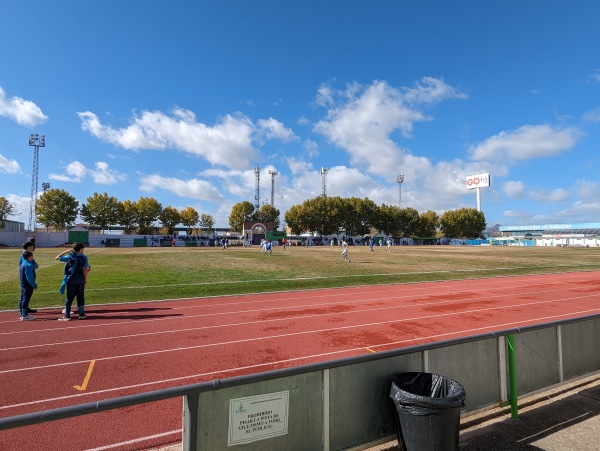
466, 173, 491, 190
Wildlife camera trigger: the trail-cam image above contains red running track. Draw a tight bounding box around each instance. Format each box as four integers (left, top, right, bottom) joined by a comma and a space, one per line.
1, 271, 600, 450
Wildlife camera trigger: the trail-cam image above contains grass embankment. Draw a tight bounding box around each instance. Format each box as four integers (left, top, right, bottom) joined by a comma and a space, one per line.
2, 245, 600, 311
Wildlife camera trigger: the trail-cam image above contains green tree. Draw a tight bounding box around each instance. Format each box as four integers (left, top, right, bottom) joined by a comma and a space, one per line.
375, 204, 402, 237
254, 204, 281, 229
180, 207, 199, 233
284, 204, 307, 235
135, 197, 162, 235
118, 199, 137, 233
416, 210, 440, 238
398, 207, 421, 237
0, 196, 17, 228
342, 197, 378, 236
228, 201, 255, 232
80, 192, 121, 232
440, 208, 486, 238
199, 213, 215, 236
159, 206, 182, 234
301, 196, 343, 236
36, 189, 80, 231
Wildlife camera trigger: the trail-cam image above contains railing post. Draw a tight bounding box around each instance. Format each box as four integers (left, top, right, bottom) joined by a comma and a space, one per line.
507, 334, 519, 419
183, 393, 200, 450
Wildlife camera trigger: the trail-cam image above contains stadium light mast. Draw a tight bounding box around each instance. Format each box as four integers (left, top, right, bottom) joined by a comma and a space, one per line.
268, 169, 278, 207
395, 174, 404, 209
28, 134, 45, 232
254, 166, 261, 210
320, 167, 328, 198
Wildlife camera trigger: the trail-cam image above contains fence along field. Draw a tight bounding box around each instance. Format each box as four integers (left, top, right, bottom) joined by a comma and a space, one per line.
2, 245, 600, 311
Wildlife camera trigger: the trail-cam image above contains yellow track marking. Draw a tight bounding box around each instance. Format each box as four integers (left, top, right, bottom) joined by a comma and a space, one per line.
73, 360, 96, 391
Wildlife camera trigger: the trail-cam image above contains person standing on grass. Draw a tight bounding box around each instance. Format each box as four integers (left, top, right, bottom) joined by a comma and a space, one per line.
18, 241, 38, 314
56, 243, 91, 321
19, 251, 38, 321
386, 238, 393, 253
369, 238, 375, 252
341, 239, 350, 263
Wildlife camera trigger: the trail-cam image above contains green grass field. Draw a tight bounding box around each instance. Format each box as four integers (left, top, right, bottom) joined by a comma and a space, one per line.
3, 244, 600, 311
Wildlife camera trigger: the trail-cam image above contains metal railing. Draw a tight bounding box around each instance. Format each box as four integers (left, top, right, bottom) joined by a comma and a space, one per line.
2, 313, 599, 450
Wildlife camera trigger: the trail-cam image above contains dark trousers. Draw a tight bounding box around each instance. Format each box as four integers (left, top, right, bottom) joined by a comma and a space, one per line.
20, 285, 34, 316
65, 282, 85, 317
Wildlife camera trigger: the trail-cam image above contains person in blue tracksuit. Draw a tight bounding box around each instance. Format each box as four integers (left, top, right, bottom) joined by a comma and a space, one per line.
56, 243, 91, 321
19, 251, 38, 321
18, 241, 38, 314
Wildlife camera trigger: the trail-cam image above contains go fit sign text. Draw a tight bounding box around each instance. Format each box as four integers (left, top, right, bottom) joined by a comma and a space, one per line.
466, 173, 491, 190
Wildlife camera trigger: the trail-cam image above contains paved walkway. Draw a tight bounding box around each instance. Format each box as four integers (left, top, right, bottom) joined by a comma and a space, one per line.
367, 373, 600, 451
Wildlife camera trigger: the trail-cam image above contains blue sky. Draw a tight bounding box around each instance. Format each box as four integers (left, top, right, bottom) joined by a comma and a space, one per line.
1, 1, 600, 229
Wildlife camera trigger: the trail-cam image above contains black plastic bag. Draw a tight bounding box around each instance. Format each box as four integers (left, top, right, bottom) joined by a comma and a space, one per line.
390, 372, 466, 415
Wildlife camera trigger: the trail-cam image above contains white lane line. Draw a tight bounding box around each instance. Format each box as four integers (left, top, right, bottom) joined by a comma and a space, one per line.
84, 429, 180, 451
0, 276, 585, 333
2, 293, 599, 376
2, 264, 596, 310
2, 306, 598, 413
0, 285, 592, 352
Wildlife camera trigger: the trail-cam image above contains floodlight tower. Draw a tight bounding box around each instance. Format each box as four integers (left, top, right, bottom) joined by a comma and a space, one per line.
268, 169, 278, 207
254, 166, 261, 210
320, 167, 328, 198
395, 174, 404, 209
28, 134, 45, 231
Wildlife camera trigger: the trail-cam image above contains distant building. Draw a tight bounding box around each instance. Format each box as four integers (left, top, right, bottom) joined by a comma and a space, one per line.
499, 222, 600, 246
0, 219, 25, 232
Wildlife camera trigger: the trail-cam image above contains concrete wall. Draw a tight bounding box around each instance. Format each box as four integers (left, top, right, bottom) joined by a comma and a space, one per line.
188, 317, 600, 451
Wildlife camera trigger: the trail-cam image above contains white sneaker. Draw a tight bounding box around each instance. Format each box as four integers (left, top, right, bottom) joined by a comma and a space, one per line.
61, 308, 74, 314
58, 316, 71, 321
20, 315, 37, 321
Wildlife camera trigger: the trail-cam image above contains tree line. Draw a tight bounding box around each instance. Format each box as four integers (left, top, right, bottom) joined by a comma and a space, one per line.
2, 191, 486, 239
230, 195, 487, 239
0, 190, 216, 235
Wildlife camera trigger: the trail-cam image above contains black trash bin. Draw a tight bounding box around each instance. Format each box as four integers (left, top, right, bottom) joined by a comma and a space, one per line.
390, 372, 465, 451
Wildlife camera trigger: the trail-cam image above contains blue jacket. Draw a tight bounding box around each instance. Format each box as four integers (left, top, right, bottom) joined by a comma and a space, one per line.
20, 259, 38, 289
19, 251, 38, 269
59, 252, 89, 293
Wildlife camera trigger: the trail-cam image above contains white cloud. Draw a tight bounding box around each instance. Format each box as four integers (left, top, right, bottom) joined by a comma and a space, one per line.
139, 174, 223, 201
530, 188, 570, 203
401, 76, 467, 105
0, 154, 21, 173
470, 125, 581, 162
0, 87, 48, 126
303, 140, 319, 158
327, 165, 378, 197
313, 79, 466, 178
502, 181, 525, 199
3, 194, 30, 225
257, 117, 298, 142
200, 167, 266, 199
91, 162, 127, 185
503, 210, 541, 221
78, 108, 260, 170
49, 161, 126, 185
575, 179, 600, 202
286, 157, 313, 175
582, 108, 600, 122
